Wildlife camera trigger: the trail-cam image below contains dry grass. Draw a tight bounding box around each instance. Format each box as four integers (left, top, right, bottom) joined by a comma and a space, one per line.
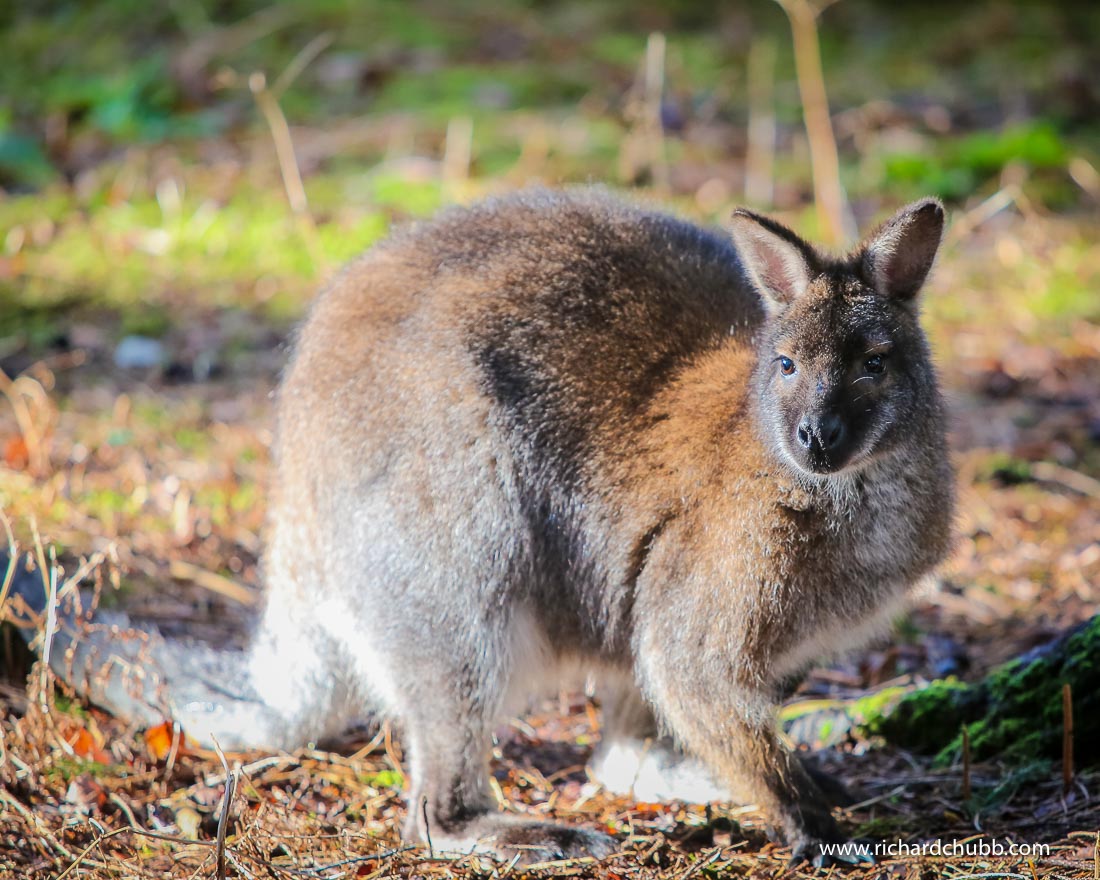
1, 663, 1098, 878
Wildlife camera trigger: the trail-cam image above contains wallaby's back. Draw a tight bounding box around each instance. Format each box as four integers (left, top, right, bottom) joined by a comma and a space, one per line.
266, 190, 766, 665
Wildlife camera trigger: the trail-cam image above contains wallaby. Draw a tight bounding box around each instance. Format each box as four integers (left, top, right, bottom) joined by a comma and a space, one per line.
7, 189, 954, 866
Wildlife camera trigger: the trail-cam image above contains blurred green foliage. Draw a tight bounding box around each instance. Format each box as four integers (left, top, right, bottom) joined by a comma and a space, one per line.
2, 0, 1097, 190
0, 0, 1097, 344
879, 123, 1072, 202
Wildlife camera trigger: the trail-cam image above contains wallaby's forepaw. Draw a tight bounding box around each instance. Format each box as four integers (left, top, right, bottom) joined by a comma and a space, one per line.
482, 821, 618, 864
780, 793, 867, 869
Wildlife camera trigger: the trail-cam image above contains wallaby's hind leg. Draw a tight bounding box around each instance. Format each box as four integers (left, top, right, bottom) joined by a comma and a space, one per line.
588, 677, 732, 804
396, 619, 618, 864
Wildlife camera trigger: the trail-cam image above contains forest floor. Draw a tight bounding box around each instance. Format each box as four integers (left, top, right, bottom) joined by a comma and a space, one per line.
2, 1, 1099, 877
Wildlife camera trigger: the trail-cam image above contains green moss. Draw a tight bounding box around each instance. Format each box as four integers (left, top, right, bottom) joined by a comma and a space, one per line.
45, 757, 111, 785
849, 685, 912, 721
363, 768, 403, 789
52, 694, 90, 720
864, 615, 1100, 767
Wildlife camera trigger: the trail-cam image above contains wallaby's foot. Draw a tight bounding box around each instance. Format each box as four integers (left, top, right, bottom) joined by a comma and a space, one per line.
421, 813, 617, 865
479, 819, 618, 864
782, 796, 873, 868
589, 737, 731, 804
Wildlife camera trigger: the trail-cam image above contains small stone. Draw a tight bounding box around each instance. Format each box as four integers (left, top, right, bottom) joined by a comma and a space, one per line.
114, 335, 166, 370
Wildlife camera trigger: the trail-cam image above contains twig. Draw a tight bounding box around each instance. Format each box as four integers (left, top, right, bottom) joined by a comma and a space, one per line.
421, 796, 434, 858
962, 725, 971, 800
845, 784, 907, 811
382, 719, 404, 777
109, 792, 142, 832
945, 184, 1023, 246
248, 70, 325, 274
32, 520, 58, 716
520, 855, 601, 871
674, 847, 723, 880
164, 720, 183, 780
170, 559, 259, 606
54, 822, 216, 880
1062, 683, 1074, 795
272, 31, 335, 98
211, 735, 240, 880
349, 723, 389, 762
289, 846, 417, 876
202, 753, 291, 787
1068, 156, 1100, 202
0, 511, 18, 617
250, 72, 308, 216
643, 32, 669, 194
619, 32, 669, 190
745, 36, 777, 206
771, 0, 855, 245
442, 116, 474, 191
1030, 461, 1100, 501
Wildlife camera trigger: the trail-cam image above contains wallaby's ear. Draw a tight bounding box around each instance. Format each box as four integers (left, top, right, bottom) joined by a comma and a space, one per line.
730, 209, 818, 313
861, 198, 945, 302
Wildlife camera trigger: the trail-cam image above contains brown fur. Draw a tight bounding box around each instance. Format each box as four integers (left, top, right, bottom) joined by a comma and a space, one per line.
246, 189, 955, 863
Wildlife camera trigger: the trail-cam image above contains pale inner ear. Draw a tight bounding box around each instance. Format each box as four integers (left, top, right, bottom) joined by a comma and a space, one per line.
731, 221, 813, 310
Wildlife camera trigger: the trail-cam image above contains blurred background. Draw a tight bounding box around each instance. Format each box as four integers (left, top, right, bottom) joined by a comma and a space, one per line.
1, 0, 1099, 778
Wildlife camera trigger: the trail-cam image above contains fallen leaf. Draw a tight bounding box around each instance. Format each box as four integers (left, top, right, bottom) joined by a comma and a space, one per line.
3, 436, 28, 469
145, 721, 188, 762
60, 719, 112, 765
175, 806, 202, 840
64, 774, 106, 811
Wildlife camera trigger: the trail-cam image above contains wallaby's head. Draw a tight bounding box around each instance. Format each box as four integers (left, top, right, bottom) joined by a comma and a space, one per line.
732, 199, 946, 477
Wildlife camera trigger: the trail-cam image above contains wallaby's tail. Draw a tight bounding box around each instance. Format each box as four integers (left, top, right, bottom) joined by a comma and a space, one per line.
2, 551, 282, 750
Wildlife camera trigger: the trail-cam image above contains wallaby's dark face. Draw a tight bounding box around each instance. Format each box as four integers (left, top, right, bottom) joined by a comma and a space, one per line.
733, 199, 946, 476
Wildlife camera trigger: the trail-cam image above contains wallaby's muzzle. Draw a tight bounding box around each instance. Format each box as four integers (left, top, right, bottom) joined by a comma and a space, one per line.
795, 410, 851, 473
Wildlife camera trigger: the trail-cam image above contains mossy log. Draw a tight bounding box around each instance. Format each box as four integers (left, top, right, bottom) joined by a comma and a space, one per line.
783, 614, 1100, 767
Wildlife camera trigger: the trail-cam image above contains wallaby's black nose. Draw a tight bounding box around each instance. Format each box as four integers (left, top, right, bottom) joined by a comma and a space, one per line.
797, 413, 846, 453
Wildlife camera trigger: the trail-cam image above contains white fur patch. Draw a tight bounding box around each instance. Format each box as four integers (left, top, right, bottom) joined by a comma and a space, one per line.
589, 739, 731, 804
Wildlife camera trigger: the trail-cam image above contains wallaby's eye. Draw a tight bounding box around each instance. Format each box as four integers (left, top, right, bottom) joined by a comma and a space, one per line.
779, 356, 796, 376
864, 354, 886, 374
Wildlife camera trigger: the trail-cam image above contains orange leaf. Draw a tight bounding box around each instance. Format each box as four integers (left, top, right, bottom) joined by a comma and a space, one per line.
61, 719, 112, 765
145, 721, 189, 761
3, 436, 28, 469
66, 725, 96, 757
